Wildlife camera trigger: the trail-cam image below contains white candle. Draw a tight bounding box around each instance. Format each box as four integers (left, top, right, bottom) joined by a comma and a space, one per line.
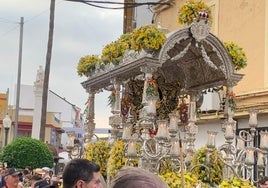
156, 120, 168, 139
245, 148, 255, 165
127, 141, 137, 157
248, 110, 258, 128
156, 124, 165, 138
170, 141, 180, 157
147, 99, 157, 114
122, 126, 131, 140
225, 124, 234, 139
207, 131, 217, 148
169, 113, 178, 132
260, 131, 268, 150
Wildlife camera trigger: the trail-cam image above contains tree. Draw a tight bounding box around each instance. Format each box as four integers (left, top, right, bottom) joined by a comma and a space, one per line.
0, 137, 54, 169
40, 0, 55, 141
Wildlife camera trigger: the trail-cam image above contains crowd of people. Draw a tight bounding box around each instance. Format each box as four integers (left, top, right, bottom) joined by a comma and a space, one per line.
0, 159, 267, 188
0, 166, 62, 188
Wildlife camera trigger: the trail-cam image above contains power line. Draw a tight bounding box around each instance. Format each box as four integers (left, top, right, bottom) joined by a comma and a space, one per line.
24, 0, 64, 24
0, 17, 19, 24
0, 1, 64, 37
1, 25, 20, 37
65, 0, 172, 9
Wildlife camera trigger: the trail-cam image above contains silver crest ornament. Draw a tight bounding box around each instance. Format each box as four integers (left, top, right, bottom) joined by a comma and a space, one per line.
190, 11, 210, 43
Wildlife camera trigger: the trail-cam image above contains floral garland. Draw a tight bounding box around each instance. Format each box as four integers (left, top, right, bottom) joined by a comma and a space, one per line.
126, 79, 144, 123
121, 94, 131, 118
219, 177, 256, 188
83, 140, 110, 178
108, 89, 116, 108
77, 55, 100, 77
178, 0, 212, 26
178, 101, 188, 124
190, 146, 224, 186
131, 24, 166, 52
228, 91, 236, 112
224, 42, 247, 71
146, 79, 158, 97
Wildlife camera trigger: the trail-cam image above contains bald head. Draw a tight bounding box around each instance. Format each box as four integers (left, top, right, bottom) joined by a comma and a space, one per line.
110, 167, 168, 188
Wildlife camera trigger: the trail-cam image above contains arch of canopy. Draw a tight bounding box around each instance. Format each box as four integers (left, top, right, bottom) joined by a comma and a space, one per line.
158, 27, 244, 92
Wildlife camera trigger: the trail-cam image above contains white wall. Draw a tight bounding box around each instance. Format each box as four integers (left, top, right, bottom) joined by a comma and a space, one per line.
191, 114, 268, 151
17, 84, 78, 127
16, 84, 83, 147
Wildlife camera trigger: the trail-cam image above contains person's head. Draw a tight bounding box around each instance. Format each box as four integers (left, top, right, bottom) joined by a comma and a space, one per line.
259, 176, 268, 188
42, 167, 52, 178
62, 158, 103, 188
34, 168, 45, 178
0, 168, 6, 176
31, 174, 43, 188
110, 167, 168, 188
4, 168, 22, 188
25, 166, 33, 174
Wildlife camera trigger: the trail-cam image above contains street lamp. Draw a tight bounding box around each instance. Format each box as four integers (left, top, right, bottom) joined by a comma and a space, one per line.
3, 114, 11, 146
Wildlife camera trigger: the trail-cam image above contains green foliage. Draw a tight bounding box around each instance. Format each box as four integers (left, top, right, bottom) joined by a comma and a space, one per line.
160, 171, 203, 188
146, 80, 158, 97
178, 0, 212, 26
108, 90, 116, 108
101, 33, 133, 65
224, 42, 247, 71
131, 24, 166, 52
191, 146, 224, 186
219, 177, 256, 188
83, 140, 111, 179
77, 55, 100, 77
0, 137, 54, 169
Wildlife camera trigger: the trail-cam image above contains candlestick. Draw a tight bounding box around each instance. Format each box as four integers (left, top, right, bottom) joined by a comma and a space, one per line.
147, 97, 157, 115
170, 140, 180, 157
207, 131, 217, 148
169, 113, 179, 132
156, 120, 168, 139
224, 123, 234, 139
245, 148, 255, 165
248, 109, 258, 128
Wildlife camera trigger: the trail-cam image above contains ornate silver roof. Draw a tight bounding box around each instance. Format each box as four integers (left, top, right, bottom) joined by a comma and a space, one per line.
81, 21, 243, 93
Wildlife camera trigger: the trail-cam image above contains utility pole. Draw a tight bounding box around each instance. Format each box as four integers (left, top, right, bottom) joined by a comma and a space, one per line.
14, 17, 24, 140
40, 0, 55, 141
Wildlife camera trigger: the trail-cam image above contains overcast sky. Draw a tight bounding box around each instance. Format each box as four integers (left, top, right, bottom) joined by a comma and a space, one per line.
0, 0, 124, 128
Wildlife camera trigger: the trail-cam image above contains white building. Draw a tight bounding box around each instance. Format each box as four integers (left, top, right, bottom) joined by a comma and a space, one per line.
14, 84, 84, 148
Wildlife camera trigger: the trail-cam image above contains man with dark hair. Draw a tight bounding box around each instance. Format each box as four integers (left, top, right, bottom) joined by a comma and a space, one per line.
259, 176, 268, 188
110, 167, 168, 188
62, 159, 103, 188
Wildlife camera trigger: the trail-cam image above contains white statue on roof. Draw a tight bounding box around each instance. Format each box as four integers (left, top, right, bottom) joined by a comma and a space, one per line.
34, 65, 44, 88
